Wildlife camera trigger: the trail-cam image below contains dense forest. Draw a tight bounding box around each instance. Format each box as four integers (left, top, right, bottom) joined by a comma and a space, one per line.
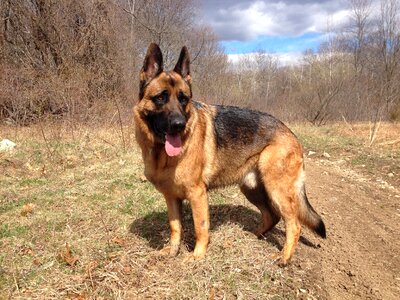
1, 0, 399, 125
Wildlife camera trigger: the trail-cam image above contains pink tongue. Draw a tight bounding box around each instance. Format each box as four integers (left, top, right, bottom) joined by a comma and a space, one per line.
165, 134, 182, 156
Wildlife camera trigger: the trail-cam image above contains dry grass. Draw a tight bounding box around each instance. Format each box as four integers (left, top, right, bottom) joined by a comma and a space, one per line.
0, 123, 319, 300
1, 121, 398, 299
291, 122, 400, 187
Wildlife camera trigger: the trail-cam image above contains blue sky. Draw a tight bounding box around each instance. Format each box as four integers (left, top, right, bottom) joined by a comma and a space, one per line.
200, 0, 355, 63
220, 32, 323, 54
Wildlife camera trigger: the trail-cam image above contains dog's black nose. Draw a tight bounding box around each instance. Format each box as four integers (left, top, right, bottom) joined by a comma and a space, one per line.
169, 117, 186, 133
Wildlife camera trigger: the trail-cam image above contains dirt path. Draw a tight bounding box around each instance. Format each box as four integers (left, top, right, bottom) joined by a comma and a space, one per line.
301, 157, 400, 300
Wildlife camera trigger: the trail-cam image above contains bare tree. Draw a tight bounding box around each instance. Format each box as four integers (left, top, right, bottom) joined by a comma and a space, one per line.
347, 0, 373, 74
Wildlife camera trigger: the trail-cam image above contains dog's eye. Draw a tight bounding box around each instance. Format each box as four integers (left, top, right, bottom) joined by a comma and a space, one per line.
152, 91, 168, 106
178, 92, 189, 106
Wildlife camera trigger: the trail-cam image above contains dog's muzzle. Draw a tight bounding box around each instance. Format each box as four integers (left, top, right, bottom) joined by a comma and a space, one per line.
168, 114, 186, 135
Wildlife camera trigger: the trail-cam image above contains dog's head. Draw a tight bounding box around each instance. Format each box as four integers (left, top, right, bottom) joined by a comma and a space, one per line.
137, 43, 193, 157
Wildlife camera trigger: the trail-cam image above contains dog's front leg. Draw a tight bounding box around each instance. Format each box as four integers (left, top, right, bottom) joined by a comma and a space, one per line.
161, 196, 183, 256
187, 185, 210, 260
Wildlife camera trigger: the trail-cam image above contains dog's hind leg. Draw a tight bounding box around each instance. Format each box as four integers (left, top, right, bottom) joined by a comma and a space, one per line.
240, 172, 280, 237
258, 136, 304, 265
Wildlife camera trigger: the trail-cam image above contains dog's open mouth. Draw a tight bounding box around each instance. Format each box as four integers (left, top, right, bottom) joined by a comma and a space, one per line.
165, 133, 182, 156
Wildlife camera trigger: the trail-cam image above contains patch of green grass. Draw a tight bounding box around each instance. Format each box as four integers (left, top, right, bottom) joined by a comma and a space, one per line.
137, 183, 161, 214
380, 147, 400, 160
90, 193, 109, 202
12, 141, 44, 160
0, 193, 38, 214
296, 130, 362, 152
0, 199, 22, 214
121, 185, 162, 215
121, 195, 134, 215
293, 124, 400, 187
210, 191, 228, 205
0, 265, 11, 297
226, 274, 238, 291
46, 219, 67, 233
19, 178, 48, 188
0, 224, 29, 239
110, 177, 136, 190
350, 155, 371, 166
40, 188, 65, 203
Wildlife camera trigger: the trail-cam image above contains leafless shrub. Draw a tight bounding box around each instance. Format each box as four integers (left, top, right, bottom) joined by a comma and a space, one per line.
0, 0, 399, 125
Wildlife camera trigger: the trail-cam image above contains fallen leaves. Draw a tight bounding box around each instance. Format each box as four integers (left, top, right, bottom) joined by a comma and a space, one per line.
65, 293, 87, 300
111, 236, 125, 246
33, 258, 42, 266
18, 245, 34, 256
86, 260, 99, 276
208, 287, 216, 300
59, 243, 79, 266
223, 239, 233, 249
21, 203, 35, 216
65, 155, 79, 168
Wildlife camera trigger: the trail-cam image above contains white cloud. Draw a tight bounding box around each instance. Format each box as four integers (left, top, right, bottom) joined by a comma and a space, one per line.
227, 52, 303, 66
277, 52, 304, 65
202, 0, 358, 41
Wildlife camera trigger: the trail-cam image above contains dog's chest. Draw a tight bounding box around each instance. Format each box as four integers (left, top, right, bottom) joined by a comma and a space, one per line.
142, 149, 196, 196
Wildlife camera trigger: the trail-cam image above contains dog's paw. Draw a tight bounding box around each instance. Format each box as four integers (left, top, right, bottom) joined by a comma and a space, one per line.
193, 245, 207, 260
182, 253, 195, 263
271, 252, 289, 267
182, 250, 206, 263
159, 244, 180, 257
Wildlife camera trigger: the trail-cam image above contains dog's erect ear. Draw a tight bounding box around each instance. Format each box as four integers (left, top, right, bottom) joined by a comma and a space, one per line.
139, 43, 163, 99
142, 43, 163, 80
174, 46, 191, 84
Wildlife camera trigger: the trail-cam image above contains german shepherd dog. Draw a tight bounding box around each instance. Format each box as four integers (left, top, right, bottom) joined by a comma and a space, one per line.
133, 43, 326, 265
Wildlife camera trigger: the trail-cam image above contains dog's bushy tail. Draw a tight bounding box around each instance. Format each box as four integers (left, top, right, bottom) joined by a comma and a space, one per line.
298, 182, 326, 239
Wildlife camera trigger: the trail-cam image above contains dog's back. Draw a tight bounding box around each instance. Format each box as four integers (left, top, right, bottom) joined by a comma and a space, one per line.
192, 101, 294, 188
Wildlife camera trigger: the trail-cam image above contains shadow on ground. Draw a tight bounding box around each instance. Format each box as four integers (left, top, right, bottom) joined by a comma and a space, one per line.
130, 203, 318, 251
